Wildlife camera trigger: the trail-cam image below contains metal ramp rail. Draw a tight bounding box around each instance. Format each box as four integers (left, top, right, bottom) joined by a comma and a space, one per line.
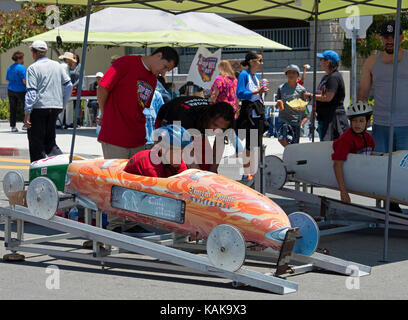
266, 185, 408, 236
1, 205, 299, 295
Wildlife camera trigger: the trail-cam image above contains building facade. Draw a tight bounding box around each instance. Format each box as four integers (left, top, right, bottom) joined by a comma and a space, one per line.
176, 17, 346, 74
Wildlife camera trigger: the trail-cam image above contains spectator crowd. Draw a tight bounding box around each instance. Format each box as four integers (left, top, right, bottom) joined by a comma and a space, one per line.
4, 19, 405, 232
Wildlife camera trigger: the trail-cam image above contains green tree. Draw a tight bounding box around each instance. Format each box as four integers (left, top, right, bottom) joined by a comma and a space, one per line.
0, 3, 102, 55
341, 14, 408, 68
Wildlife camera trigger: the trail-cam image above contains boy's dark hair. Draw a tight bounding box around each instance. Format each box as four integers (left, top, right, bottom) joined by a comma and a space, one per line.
349, 113, 371, 121
158, 75, 166, 85
179, 81, 203, 95
12, 51, 24, 62
240, 51, 260, 67
197, 101, 235, 132
152, 46, 179, 67
157, 75, 173, 91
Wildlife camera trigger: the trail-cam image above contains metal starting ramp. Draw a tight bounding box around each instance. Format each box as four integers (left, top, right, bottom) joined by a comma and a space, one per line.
266, 184, 408, 236
0, 205, 300, 295
1, 204, 371, 295
263, 153, 408, 235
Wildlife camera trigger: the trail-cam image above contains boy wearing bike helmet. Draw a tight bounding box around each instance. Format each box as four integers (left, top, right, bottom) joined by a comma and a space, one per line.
124, 125, 193, 178
332, 101, 375, 203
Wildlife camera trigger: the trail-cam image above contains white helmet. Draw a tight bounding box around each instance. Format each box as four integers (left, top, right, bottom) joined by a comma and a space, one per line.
346, 101, 373, 119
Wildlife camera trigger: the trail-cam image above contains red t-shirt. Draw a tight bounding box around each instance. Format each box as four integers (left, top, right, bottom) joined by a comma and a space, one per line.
98, 55, 157, 148
332, 128, 375, 161
124, 149, 187, 178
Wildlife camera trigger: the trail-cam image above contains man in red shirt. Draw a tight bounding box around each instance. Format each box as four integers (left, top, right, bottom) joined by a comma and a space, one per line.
96, 47, 178, 235
97, 47, 179, 159
124, 125, 192, 177
332, 101, 375, 203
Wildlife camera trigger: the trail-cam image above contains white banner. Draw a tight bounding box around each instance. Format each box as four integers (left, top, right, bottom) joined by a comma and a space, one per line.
187, 46, 221, 90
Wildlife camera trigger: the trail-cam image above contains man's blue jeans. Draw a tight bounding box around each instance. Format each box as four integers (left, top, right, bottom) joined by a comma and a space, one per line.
372, 124, 408, 153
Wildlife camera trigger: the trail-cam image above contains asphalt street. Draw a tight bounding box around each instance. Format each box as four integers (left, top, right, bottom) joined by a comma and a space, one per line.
1, 120, 408, 301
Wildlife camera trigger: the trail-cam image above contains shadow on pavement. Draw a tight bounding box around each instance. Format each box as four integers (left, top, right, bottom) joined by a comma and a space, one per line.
56, 127, 97, 138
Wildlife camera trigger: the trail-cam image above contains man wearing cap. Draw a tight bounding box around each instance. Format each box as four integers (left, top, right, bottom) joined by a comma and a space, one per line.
24, 40, 73, 162
275, 64, 308, 147
357, 19, 408, 213
358, 20, 408, 152
305, 49, 348, 141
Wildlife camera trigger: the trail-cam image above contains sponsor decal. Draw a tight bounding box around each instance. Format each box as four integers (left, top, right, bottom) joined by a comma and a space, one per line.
197, 54, 218, 82
137, 80, 154, 109
188, 186, 236, 209
400, 154, 408, 169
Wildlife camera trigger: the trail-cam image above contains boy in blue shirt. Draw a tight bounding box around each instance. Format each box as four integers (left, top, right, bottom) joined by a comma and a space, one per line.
276, 64, 309, 147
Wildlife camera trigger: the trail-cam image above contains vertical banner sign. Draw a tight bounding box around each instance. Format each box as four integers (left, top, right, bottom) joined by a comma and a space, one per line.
187, 46, 221, 90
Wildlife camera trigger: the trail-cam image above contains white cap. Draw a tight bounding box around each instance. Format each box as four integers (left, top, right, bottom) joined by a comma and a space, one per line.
30, 40, 48, 52
95, 72, 104, 78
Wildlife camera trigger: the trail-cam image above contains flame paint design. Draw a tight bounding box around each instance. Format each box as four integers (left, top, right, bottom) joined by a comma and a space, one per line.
66, 159, 291, 250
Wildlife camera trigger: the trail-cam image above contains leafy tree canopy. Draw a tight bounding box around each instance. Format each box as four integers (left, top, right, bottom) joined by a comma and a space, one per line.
0, 3, 103, 54
341, 14, 408, 68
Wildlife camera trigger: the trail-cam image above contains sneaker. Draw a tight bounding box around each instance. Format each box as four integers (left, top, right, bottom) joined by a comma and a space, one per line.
122, 225, 155, 237
21, 124, 27, 131
11, 127, 18, 132
82, 240, 104, 249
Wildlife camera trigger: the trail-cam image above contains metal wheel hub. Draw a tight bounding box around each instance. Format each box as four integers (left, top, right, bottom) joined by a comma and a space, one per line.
206, 224, 246, 272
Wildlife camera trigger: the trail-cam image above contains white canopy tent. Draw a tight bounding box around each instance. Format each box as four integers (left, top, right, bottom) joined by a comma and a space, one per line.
23, 7, 291, 50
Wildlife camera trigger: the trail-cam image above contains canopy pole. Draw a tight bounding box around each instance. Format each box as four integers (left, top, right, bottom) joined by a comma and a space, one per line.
383, 0, 402, 262
260, 47, 264, 195
171, 43, 175, 99
308, 0, 319, 195
310, 0, 318, 143
69, 0, 92, 163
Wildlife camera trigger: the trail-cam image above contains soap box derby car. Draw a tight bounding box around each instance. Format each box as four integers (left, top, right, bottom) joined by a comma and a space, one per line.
3, 154, 319, 271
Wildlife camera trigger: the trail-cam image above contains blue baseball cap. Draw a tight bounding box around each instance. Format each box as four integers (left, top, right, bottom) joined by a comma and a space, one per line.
317, 50, 340, 65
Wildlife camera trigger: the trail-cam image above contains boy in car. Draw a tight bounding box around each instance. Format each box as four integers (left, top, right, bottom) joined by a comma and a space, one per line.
124, 124, 193, 178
